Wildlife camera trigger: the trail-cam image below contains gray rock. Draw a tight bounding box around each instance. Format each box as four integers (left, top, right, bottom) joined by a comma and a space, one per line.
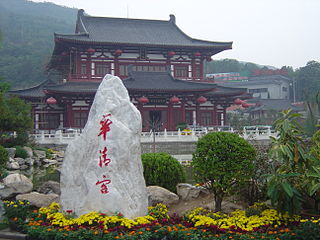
5, 148, 16, 158
177, 183, 209, 201
38, 181, 60, 195
25, 158, 34, 166
23, 147, 33, 158
20, 165, 29, 170
16, 192, 59, 208
147, 186, 179, 206
43, 159, 58, 165
14, 157, 25, 165
56, 151, 64, 158
34, 150, 46, 159
6, 161, 20, 170
0, 174, 33, 199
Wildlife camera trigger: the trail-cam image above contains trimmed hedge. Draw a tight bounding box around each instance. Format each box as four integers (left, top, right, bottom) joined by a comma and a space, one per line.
142, 152, 186, 192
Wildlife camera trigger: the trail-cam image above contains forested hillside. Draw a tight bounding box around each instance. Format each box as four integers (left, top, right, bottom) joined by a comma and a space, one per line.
0, 0, 77, 89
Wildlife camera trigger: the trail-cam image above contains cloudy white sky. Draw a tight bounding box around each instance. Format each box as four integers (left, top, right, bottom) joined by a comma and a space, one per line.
32, 0, 319, 69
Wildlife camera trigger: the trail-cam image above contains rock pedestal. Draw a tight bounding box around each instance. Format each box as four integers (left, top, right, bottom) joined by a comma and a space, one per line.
60, 75, 148, 218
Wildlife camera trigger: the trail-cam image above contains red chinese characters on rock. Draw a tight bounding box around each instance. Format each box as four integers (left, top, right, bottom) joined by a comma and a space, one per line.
97, 113, 113, 195
96, 175, 111, 194
98, 147, 111, 168
98, 114, 113, 141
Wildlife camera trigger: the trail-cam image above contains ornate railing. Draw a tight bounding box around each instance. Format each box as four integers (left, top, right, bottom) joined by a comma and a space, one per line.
30, 126, 277, 145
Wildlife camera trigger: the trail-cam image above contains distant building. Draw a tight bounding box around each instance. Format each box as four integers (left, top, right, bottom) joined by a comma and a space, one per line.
11, 10, 249, 132
219, 75, 291, 100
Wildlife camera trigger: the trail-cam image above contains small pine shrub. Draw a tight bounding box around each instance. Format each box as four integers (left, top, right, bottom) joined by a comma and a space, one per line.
14, 146, 28, 159
142, 152, 186, 193
0, 146, 9, 167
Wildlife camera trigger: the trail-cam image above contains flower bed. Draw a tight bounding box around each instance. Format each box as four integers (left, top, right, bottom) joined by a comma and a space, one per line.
3, 201, 320, 239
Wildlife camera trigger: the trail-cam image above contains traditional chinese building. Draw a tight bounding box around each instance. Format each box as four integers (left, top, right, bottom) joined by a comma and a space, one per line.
11, 9, 249, 132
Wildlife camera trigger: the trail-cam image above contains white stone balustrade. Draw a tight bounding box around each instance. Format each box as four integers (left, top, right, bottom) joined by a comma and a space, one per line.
31, 126, 277, 145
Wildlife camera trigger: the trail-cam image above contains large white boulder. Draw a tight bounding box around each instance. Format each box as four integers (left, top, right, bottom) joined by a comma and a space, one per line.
60, 75, 148, 218
0, 173, 33, 199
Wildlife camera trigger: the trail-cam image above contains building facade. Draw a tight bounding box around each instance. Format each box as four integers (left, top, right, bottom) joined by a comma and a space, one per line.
12, 10, 249, 132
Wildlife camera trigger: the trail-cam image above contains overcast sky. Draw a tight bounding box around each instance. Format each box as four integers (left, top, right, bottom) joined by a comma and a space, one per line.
32, 0, 319, 69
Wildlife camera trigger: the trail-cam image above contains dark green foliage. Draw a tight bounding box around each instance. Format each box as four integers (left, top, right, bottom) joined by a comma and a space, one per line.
14, 146, 28, 159
296, 60, 320, 101
267, 109, 312, 215
141, 153, 186, 192
0, 145, 8, 167
0, 83, 32, 145
0, 0, 77, 88
192, 132, 256, 211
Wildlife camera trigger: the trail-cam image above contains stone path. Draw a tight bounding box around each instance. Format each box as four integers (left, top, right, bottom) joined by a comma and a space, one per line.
0, 229, 26, 240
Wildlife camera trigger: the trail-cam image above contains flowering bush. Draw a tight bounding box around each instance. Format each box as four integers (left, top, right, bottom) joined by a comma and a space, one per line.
3, 201, 320, 239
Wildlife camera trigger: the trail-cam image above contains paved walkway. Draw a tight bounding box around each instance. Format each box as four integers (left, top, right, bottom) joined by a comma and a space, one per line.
0, 229, 26, 240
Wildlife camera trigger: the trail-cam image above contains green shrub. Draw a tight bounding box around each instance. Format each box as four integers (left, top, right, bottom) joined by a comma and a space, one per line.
142, 152, 186, 192
14, 146, 28, 159
0, 145, 8, 167
192, 132, 256, 211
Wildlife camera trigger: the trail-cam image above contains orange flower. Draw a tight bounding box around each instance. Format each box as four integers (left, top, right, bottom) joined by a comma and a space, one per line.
284, 228, 290, 232
138, 231, 143, 235
268, 231, 273, 234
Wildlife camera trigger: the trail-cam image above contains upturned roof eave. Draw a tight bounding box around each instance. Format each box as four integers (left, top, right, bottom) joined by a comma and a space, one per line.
53, 35, 232, 50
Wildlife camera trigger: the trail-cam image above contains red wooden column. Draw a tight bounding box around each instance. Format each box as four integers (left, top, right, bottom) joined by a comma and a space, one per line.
87, 54, 92, 79
180, 98, 186, 123
114, 57, 119, 76
167, 103, 173, 130
191, 58, 196, 80
212, 104, 217, 125
66, 103, 73, 128
222, 106, 227, 126
195, 103, 200, 126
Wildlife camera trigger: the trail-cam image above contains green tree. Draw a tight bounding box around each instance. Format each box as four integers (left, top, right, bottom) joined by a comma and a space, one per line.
192, 132, 256, 211
296, 61, 320, 101
0, 87, 32, 145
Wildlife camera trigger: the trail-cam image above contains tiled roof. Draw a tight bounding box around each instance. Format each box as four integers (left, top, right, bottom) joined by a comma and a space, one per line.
45, 81, 99, 94
9, 81, 48, 98
247, 99, 303, 111
54, 10, 232, 49
123, 71, 216, 92
207, 85, 248, 96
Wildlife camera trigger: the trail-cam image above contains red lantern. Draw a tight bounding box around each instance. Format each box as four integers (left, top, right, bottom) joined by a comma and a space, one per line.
234, 98, 243, 105
167, 51, 176, 57
197, 96, 207, 104
169, 96, 180, 104
86, 48, 95, 54
114, 49, 123, 56
242, 102, 250, 108
46, 97, 57, 105
138, 96, 149, 104
193, 52, 201, 57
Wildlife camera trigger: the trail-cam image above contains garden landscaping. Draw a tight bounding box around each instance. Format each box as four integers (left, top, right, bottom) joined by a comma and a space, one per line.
3, 201, 320, 240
